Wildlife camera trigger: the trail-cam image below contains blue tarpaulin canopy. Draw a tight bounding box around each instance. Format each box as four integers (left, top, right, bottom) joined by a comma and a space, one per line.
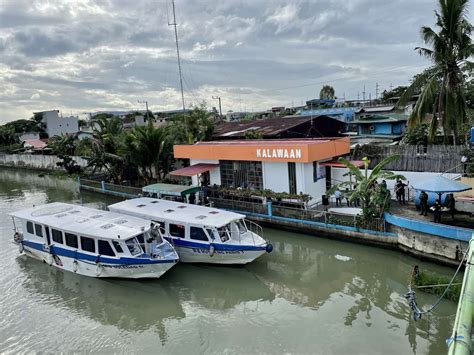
412, 175, 471, 194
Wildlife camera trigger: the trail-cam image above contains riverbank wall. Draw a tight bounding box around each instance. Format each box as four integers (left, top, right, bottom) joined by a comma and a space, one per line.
76, 178, 473, 267
0, 153, 88, 171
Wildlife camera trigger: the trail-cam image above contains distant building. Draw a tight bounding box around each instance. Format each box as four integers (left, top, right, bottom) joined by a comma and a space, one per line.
18, 132, 40, 142
224, 111, 250, 122
123, 114, 147, 129
212, 116, 345, 140
35, 110, 79, 138
297, 107, 359, 123
350, 113, 408, 147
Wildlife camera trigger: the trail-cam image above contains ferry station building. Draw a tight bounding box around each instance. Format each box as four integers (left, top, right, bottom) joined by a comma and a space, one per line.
172, 138, 350, 204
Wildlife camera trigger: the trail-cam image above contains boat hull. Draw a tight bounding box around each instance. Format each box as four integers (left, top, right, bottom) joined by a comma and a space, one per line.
19, 242, 177, 279
165, 238, 267, 264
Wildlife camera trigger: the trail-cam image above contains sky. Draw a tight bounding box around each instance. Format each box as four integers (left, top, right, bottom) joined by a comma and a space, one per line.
0, 0, 465, 123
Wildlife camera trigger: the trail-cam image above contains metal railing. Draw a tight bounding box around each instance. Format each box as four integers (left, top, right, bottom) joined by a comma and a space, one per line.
210, 197, 387, 233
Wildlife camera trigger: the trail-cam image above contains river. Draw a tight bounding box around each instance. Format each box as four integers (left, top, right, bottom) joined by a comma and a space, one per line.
0, 168, 458, 354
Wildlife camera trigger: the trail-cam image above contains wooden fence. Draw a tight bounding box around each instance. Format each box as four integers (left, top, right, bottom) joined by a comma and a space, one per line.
352, 145, 467, 173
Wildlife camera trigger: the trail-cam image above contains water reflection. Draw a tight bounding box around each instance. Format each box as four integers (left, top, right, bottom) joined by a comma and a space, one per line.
17, 257, 184, 344
248, 229, 456, 354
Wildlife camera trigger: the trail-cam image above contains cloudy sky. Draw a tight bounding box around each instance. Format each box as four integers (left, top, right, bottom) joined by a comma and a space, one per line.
0, 0, 461, 123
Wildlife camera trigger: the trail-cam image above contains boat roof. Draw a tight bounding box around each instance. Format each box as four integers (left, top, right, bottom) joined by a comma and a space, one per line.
9, 202, 150, 240
142, 183, 200, 196
108, 197, 246, 228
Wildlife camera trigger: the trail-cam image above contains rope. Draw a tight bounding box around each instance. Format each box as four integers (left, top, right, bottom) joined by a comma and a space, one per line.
405, 244, 469, 321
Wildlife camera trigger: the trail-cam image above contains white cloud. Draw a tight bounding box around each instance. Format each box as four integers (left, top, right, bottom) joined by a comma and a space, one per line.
0, 0, 438, 124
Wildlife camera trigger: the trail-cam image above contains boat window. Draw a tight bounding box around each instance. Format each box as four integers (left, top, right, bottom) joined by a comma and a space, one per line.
52, 229, 63, 244
65, 233, 78, 248
126, 238, 142, 256
206, 228, 215, 240
169, 224, 185, 238
112, 241, 124, 253
235, 220, 248, 234
34, 224, 43, 237
136, 234, 145, 244
217, 225, 230, 242
190, 227, 209, 241
26, 221, 34, 234
98, 240, 115, 257
80, 236, 95, 253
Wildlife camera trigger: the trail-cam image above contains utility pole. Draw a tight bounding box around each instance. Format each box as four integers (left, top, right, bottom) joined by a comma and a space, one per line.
168, 0, 187, 136
362, 85, 366, 101
390, 83, 393, 91
138, 100, 151, 122
375, 82, 379, 100
169, 0, 185, 115
212, 96, 222, 117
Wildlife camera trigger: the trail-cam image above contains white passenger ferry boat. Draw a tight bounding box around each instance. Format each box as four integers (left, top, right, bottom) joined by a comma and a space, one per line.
9, 202, 179, 279
108, 197, 273, 264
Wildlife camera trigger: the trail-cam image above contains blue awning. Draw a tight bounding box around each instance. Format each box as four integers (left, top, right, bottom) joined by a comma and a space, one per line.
411, 176, 472, 194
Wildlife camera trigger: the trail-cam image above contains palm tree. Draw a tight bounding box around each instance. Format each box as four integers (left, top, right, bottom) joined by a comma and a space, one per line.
399, 0, 473, 143
124, 124, 173, 184
329, 155, 406, 220
84, 116, 125, 183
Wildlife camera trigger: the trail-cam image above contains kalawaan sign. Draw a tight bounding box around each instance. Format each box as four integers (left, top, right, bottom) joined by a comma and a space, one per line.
256, 148, 302, 159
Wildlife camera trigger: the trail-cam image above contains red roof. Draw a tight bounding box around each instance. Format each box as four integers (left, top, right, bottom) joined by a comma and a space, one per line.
193, 138, 335, 146
320, 160, 365, 168
23, 139, 47, 149
170, 163, 219, 177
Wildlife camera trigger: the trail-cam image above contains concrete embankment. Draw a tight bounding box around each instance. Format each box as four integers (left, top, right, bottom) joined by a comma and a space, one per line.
0, 153, 88, 171
241, 210, 471, 267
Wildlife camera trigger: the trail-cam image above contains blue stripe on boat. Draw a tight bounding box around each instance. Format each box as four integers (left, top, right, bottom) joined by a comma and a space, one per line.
22, 240, 177, 264
164, 237, 266, 251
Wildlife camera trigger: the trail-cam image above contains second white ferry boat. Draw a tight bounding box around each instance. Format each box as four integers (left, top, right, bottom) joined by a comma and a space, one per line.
9, 202, 179, 279
108, 197, 273, 264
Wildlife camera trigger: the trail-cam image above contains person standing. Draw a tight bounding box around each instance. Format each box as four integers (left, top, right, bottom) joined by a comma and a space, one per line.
433, 199, 442, 223
419, 191, 428, 216
345, 188, 351, 207
396, 180, 407, 205
334, 189, 342, 207
448, 193, 456, 219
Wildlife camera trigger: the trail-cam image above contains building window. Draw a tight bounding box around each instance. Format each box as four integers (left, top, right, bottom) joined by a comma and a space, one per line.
220, 160, 263, 189
52, 229, 63, 244
80, 236, 95, 253
190, 227, 208, 241
34, 224, 43, 237
169, 224, 185, 238
98, 240, 115, 257
65, 233, 78, 248
288, 162, 297, 194
26, 221, 34, 234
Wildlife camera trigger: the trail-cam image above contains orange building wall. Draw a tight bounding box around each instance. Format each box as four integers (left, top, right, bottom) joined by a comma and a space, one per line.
174, 137, 350, 163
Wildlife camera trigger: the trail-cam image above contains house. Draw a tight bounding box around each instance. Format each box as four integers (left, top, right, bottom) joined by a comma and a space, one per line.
18, 132, 40, 142
212, 116, 345, 140
350, 114, 408, 146
172, 137, 350, 203
35, 110, 79, 138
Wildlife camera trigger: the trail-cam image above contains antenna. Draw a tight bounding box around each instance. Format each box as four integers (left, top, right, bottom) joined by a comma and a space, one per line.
168, 0, 186, 115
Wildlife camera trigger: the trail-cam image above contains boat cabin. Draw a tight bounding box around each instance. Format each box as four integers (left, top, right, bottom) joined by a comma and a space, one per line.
108, 197, 260, 245
9, 202, 162, 259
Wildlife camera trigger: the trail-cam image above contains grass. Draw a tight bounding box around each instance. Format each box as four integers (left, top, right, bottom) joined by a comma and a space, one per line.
413, 271, 462, 302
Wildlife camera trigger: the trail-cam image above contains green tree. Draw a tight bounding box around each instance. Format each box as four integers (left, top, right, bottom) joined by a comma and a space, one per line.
0, 126, 18, 146
84, 116, 125, 183
329, 156, 406, 221
169, 103, 214, 144
402, 123, 429, 145
49, 134, 82, 174
380, 86, 408, 103
398, 0, 473, 144
319, 85, 335, 100
244, 130, 263, 139
124, 124, 173, 184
